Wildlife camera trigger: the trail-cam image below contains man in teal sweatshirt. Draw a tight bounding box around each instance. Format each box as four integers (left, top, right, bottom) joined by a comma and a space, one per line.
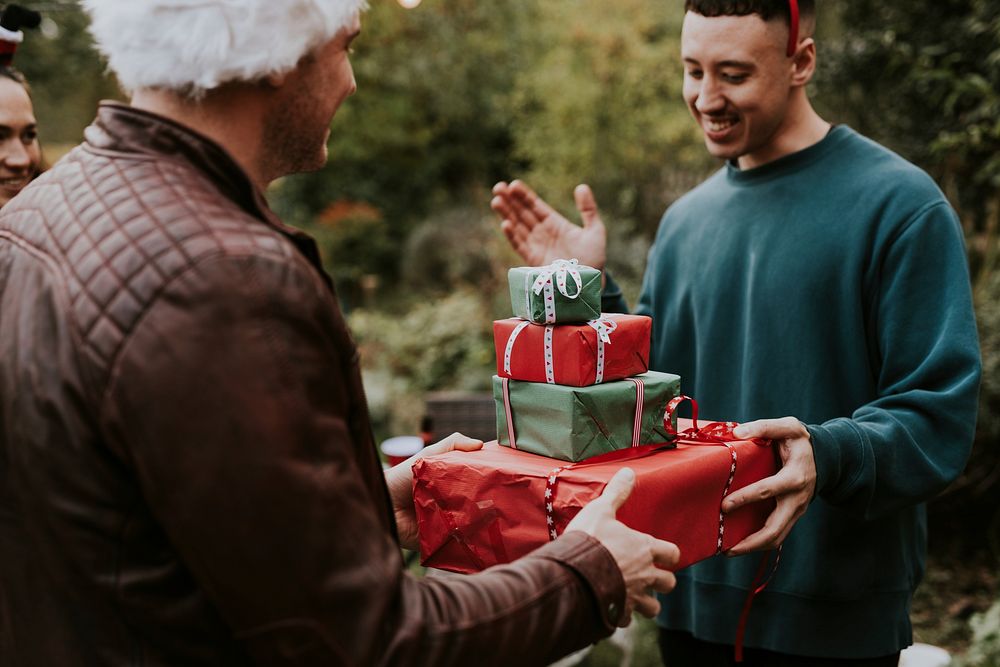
491, 0, 981, 664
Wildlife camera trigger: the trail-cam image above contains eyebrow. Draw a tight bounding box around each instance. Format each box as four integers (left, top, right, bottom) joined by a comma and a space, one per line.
682, 57, 755, 70
0, 122, 35, 132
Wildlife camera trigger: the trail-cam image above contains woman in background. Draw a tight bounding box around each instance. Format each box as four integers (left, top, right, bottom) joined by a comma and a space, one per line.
0, 4, 42, 208
0, 68, 40, 209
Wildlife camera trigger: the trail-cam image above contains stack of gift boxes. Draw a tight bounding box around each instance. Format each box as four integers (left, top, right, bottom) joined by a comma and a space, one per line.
412, 259, 778, 575
493, 259, 680, 462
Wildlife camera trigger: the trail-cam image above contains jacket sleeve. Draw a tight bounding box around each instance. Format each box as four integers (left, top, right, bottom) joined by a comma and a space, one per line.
101, 251, 625, 666
807, 201, 982, 519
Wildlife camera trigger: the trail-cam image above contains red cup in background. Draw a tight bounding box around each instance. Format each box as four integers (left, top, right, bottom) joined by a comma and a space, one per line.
380, 435, 424, 467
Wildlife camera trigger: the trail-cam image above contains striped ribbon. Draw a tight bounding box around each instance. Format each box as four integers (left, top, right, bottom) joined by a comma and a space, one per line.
626, 378, 645, 447
501, 377, 517, 449
501, 374, 645, 459
543, 377, 647, 540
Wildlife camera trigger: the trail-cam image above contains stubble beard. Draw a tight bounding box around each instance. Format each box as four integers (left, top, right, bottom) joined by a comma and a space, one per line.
262, 92, 330, 179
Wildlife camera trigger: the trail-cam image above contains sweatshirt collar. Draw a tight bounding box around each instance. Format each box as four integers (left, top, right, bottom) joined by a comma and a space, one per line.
725, 125, 852, 185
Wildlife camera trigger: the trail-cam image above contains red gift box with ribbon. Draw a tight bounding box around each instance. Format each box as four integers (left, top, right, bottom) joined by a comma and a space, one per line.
493, 314, 651, 387
413, 407, 778, 574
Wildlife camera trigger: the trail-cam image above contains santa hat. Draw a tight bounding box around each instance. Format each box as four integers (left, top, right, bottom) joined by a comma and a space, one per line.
0, 4, 41, 67
82, 0, 368, 97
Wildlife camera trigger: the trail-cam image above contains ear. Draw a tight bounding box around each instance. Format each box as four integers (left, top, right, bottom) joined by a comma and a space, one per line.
790, 37, 816, 88
264, 70, 289, 89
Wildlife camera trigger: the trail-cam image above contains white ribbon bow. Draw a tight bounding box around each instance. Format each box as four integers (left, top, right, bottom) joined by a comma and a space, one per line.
530, 258, 584, 299
587, 316, 618, 345
525, 258, 585, 324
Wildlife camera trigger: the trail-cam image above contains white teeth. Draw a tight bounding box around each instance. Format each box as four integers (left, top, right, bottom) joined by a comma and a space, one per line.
706, 118, 738, 132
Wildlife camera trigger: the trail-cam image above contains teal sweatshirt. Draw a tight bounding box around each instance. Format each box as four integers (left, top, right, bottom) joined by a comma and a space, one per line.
603, 126, 981, 658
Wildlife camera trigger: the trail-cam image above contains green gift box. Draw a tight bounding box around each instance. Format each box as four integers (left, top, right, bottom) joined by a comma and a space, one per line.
508, 259, 602, 324
493, 371, 681, 461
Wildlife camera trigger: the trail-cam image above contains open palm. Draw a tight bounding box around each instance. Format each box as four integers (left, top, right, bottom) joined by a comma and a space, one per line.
491, 180, 607, 269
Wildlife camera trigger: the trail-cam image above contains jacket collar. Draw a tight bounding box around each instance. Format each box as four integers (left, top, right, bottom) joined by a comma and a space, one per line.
84, 101, 332, 287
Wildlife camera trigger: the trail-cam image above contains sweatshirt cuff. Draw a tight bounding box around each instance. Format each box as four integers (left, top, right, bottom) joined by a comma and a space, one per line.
807, 418, 864, 502
601, 271, 626, 313
538, 530, 627, 629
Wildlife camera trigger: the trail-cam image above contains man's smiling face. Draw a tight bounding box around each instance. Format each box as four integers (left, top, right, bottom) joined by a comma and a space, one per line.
681, 11, 796, 168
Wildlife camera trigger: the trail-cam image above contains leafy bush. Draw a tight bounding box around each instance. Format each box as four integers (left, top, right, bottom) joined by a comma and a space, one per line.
400, 206, 511, 297
349, 290, 496, 438
956, 598, 1000, 666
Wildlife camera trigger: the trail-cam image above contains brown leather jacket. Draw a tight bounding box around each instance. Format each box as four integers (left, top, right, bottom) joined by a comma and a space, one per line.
0, 103, 625, 666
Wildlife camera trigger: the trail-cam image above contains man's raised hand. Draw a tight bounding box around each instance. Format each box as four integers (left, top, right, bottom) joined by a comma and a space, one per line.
565, 468, 680, 624
492, 180, 608, 269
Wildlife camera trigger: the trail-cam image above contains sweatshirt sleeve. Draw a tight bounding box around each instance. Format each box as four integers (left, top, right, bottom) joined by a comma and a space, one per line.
807, 201, 981, 519
102, 251, 625, 666
601, 271, 630, 314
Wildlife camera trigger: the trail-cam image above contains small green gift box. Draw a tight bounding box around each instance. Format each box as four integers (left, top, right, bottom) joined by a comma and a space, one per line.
493, 371, 681, 462
508, 259, 602, 324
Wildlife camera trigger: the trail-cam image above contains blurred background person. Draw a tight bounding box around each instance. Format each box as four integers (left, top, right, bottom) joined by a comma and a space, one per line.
0, 4, 41, 208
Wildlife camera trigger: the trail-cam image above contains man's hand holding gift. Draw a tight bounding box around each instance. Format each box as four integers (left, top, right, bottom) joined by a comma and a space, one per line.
564, 467, 681, 623
386, 432, 484, 551
722, 417, 818, 556
394, 440, 682, 625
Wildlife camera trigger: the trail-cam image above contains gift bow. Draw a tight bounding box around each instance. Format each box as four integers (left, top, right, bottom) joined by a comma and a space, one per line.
525, 259, 587, 324
663, 395, 769, 447
531, 258, 584, 299
586, 316, 618, 344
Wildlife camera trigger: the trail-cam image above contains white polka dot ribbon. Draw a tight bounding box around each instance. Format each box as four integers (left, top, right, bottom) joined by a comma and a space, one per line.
543, 326, 555, 383
524, 259, 584, 324
587, 316, 618, 384
502, 319, 532, 376
504, 315, 618, 385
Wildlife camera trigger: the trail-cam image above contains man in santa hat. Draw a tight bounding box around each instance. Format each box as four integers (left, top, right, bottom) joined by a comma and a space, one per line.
0, 2, 680, 664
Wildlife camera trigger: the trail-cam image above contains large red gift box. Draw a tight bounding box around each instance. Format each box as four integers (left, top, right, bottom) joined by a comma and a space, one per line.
493, 314, 651, 387
413, 419, 777, 573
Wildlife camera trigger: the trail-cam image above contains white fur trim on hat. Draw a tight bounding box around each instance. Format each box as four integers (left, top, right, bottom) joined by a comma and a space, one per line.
0, 26, 24, 44
81, 0, 368, 95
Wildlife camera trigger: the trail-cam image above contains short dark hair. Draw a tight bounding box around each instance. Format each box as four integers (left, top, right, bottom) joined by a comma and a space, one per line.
0, 66, 28, 88
684, 0, 815, 25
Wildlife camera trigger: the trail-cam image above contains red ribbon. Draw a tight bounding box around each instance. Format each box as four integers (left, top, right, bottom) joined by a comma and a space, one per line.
663, 395, 780, 663
787, 0, 800, 57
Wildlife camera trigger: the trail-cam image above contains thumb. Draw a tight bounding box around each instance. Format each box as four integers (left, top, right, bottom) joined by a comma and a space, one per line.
574, 184, 602, 229
600, 467, 636, 512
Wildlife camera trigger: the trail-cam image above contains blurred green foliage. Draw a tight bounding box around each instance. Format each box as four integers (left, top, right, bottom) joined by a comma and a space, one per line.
957, 599, 1000, 666
16, 4, 122, 149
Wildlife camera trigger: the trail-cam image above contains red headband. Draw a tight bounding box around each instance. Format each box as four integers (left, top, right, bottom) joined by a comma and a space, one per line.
786, 0, 800, 57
